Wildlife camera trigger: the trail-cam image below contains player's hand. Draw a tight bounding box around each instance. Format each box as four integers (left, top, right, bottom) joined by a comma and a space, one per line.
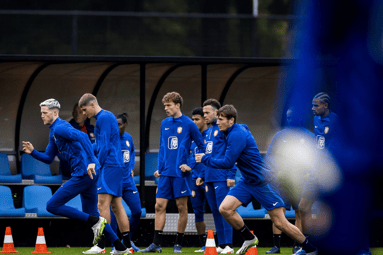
227, 179, 235, 187
22, 141, 34, 154
131, 170, 134, 177
179, 164, 192, 172
196, 177, 204, 186
154, 170, 161, 178
87, 163, 96, 179
195, 153, 205, 163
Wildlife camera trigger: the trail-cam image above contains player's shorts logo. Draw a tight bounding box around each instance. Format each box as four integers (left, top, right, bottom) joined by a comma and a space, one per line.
192, 190, 196, 197
205, 185, 209, 193
177, 127, 183, 133
123, 150, 130, 163
316, 135, 325, 149
324, 126, 329, 134
206, 141, 213, 154
168, 136, 178, 149
126, 140, 130, 147
89, 133, 95, 138
214, 130, 219, 136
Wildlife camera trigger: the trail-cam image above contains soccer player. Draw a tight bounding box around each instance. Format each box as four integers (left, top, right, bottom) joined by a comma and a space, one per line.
22, 98, 130, 255
195, 105, 317, 255
69, 103, 96, 144
79, 94, 133, 253
84, 113, 141, 254
183, 107, 209, 252
265, 107, 314, 254
196, 99, 235, 254
139, 92, 205, 253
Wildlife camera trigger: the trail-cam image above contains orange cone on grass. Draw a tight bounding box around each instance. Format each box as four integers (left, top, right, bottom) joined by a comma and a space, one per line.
0, 227, 18, 253
31, 228, 50, 254
244, 231, 258, 255
204, 230, 217, 255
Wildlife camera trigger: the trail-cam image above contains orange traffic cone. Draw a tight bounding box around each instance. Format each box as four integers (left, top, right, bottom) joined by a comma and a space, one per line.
245, 231, 258, 255
204, 230, 217, 255
0, 227, 18, 253
31, 228, 50, 254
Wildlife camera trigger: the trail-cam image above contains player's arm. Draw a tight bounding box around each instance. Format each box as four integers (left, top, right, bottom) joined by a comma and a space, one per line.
55, 126, 97, 163
155, 123, 165, 177
199, 131, 245, 169
130, 138, 136, 174
23, 135, 58, 164
96, 116, 113, 167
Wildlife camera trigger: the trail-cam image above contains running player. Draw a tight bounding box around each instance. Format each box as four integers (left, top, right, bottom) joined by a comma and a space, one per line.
196, 99, 235, 254
139, 92, 205, 253
83, 113, 141, 254
183, 107, 209, 252
22, 98, 130, 255
195, 105, 318, 255
79, 94, 133, 254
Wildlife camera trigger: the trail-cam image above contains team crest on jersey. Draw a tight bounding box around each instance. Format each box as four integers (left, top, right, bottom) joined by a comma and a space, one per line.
214, 130, 219, 136
168, 136, 178, 149
89, 133, 95, 138
177, 127, 183, 133
205, 185, 209, 193
123, 151, 130, 163
192, 190, 196, 197
126, 140, 130, 147
316, 135, 325, 149
324, 126, 329, 134
206, 141, 213, 154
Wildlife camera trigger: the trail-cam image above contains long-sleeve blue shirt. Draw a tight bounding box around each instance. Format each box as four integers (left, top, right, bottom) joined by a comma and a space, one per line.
31, 117, 100, 176
120, 132, 135, 188
201, 121, 237, 182
201, 123, 269, 186
158, 114, 205, 177
93, 110, 124, 168
187, 129, 209, 181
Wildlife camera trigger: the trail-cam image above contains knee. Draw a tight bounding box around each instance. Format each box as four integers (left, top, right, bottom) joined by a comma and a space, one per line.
155, 202, 165, 213
46, 200, 58, 214
177, 203, 187, 214
219, 204, 231, 218
195, 212, 204, 222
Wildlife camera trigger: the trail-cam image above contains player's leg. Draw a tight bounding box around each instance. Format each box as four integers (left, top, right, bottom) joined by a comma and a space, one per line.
111, 196, 131, 249
205, 183, 225, 250
218, 195, 258, 255
173, 176, 191, 253
266, 208, 286, 254
190, 183, 207, 252
139, 176, 171, 253
123, 188, 142, 251
214, 182, 234, 254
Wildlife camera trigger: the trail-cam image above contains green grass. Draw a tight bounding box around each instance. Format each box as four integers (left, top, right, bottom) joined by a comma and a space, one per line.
8, 247, 383, 254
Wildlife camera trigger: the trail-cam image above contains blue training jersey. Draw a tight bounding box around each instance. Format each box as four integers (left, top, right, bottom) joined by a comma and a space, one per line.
187, 129, 209, 181
201, 123, 269, 186
31, 117, 100, 176
93, 109, 124, 168
158, 114, 205, 177
120, 132, 136, 188
314, 111, 340, 154
201, 121, 237, 182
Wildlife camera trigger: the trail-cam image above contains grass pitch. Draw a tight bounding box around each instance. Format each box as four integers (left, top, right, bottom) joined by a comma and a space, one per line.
9, 247, 383, 254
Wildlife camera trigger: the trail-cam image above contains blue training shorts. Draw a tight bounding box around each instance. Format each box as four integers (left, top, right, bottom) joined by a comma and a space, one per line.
189, 178, 206, 222
228, 180, 285, 211
98, 166, 123, 197
269, 181, 300, 210
156, 176, 191, 200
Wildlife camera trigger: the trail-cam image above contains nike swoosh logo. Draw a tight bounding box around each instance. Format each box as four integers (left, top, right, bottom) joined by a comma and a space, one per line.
165, 128, 169, 130
133, 191, 137, 194
315, 126, 318, 128
215, 186, 218, 189
97, 187, 102, 190
273, 202, 278, 206
181, 190, 187, 194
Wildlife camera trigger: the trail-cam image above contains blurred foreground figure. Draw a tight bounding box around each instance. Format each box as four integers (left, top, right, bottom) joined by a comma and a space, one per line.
282, 0, 383, 254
